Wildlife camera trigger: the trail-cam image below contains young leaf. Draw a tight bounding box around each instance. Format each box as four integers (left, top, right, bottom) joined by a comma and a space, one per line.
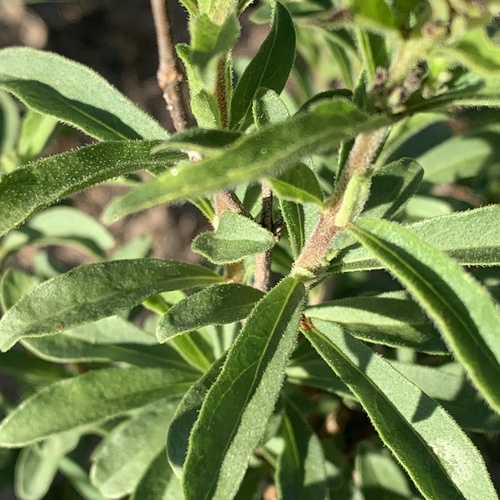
103, 100, 388, 222
230, 2, 296, 128
267, 162, 324, 205
306, 292, 447, 354
0, 140, 184, 239
0, 259, 223, 351
182, 278, 306, 499
90, 400, 178, 498
191, 211, 276, 264
276, 401, 328, 499
0, 367, 196, 447
304, 323, 497, 499
330, 205, 500, 272
157, 283, 264, 342
347, 218, 500, 413
0, 47, 167, 141
131, 451, 182, 500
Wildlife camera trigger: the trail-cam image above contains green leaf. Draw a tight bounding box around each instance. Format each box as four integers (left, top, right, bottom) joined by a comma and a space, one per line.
276, 401, 328, 499
167, 355, 227, 477
0, 367, 195, 447
356, 442, 414, 500
376, 112, 447, 166
267, 162, 324, 205
0, 206, 116, 263
153, 128, 241, 156
304, 323, 496, 499
330, 205, 500, 272
23, 333, 196, 372
131, 452, 183, 500
90, 400, 178, 498
230, 2, 296, 128
182, 278, 306, 499
252, 88, 290, 127
363, 159, 423, 219
306, 291, 447, 354
0, 259, 223, 351
0, 268, 40, 313
15, 431, 80, 500
444, 29, 500, 77
190, 13, 240, 68
157, 283, 264, 342
17, 109, 58, 162
347, 217, 500, 413
191, 211, 276, 264
417, 125, 500, 183
103, 100, 388, 222
0, 140, 185, 239
0, 89, 20, 157
0, 47, 167, 141
348, 0, 396, 32
392, 361, 500, 433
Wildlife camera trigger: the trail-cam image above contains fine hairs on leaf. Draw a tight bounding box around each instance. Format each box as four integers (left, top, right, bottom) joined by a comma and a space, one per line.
0, 1, 499, 499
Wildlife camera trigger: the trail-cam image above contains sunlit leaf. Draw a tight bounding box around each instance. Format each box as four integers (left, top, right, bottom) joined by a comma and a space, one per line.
0, 47, 166, 140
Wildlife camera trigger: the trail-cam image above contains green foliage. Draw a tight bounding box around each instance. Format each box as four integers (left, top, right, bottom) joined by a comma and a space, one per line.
0, 0, 500, 498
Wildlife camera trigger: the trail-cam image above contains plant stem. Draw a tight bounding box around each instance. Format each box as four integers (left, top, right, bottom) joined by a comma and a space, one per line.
254, 184, 273, 292
292, 127, 388, 278
150, 0, 190, 132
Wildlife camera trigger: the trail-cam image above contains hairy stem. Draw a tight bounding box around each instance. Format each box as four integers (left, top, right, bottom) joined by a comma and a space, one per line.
254, 184, 273, 292
292, 127, 388, 278
150, 0, 190, 132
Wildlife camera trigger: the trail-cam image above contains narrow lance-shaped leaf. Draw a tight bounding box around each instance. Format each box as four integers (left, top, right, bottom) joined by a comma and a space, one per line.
347, 217, 500, 413
90, 400, 179, 498
0, 259, 223, 351
276, 401, 328, 499
304, 322, 496, 499
230, 2, 296, 128
167, 355, 227, 478
103, 100, 389, 222
191, 211, 276, 264
0, 47, 167, 141
157, 283, 264, 342
182, 278, 306, 499
0, 206, 116, 263
0, 367, 196, 447
306, 291, 447, 354
330, 205, 500, 272
0, 140, 185, 239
